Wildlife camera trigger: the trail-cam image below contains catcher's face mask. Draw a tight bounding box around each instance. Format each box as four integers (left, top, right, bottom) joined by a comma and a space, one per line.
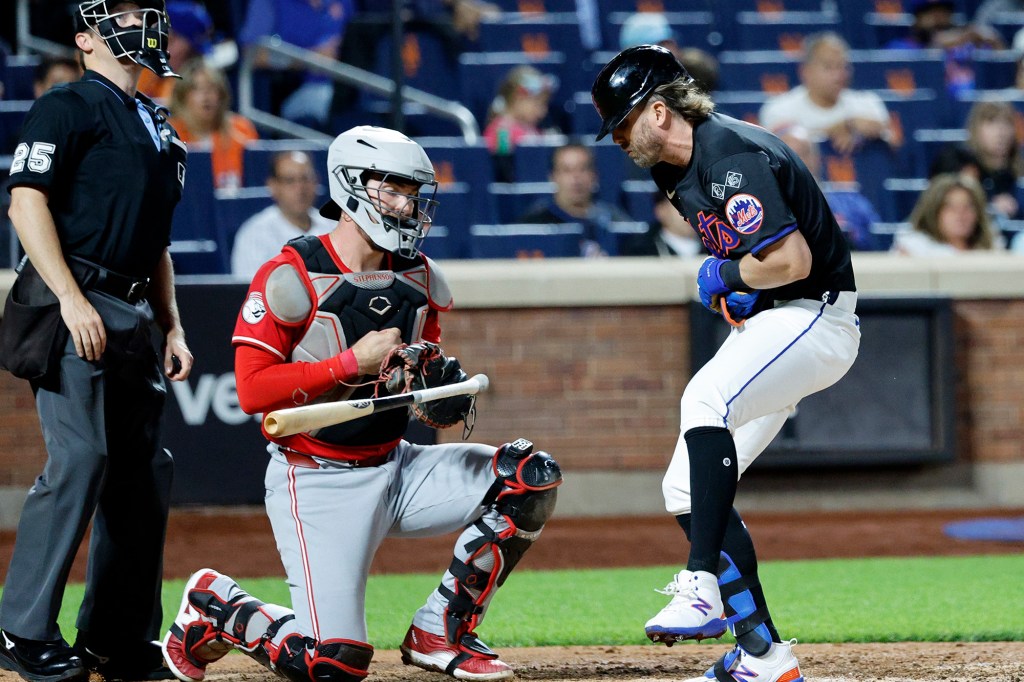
78, 1, 180, 78
321, 126, 439, 259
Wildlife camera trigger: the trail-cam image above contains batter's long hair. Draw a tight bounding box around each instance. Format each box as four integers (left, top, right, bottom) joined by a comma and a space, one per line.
909, 173, 997, 250
649, 76, 715, 123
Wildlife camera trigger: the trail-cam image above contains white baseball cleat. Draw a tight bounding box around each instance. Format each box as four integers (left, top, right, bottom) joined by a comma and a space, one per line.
400, 625, 513, 680
685, 640, 803, 682
161, 569, 235, 682
644, 570, 727, 645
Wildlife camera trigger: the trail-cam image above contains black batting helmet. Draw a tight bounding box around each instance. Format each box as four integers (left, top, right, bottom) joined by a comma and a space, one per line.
591, 44, 689, 141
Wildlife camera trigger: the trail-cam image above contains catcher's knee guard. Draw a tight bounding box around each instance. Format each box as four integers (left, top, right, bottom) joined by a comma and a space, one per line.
440, 439, 562, 642
272, 635, 373, 682
718, 552, 772, 656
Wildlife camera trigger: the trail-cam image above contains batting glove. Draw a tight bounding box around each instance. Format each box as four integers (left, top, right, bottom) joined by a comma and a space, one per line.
697, 257, 731, 312
720, 290, 761, 326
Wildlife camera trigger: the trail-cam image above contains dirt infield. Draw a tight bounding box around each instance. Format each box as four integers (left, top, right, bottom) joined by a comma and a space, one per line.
1, 507, 1023, 681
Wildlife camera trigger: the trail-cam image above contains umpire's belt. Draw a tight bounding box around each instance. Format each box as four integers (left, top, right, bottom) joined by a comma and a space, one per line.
69, 257, 150, 304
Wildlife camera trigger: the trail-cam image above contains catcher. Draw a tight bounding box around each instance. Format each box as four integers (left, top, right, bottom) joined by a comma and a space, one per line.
160, 126, 562, 682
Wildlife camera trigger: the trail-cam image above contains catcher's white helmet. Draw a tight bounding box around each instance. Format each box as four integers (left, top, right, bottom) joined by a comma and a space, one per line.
320, 126, 439, 259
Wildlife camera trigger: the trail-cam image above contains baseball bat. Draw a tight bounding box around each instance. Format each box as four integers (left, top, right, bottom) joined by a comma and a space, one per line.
263, 373, 490, 438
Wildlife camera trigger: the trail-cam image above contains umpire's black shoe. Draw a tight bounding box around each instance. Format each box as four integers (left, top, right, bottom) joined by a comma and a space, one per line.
0, 630, 87, 682
74, 636, 176, 682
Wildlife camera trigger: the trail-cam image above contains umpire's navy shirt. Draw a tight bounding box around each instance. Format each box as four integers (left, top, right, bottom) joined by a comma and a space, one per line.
652, 112, 855, 304
7, 69, 187, 279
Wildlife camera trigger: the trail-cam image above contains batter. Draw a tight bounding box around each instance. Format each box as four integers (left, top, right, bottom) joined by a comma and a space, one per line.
592, 45, 861, 682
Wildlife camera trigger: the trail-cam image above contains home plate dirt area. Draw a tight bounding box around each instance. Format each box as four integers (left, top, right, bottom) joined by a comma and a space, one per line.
1, 508, 1022, 682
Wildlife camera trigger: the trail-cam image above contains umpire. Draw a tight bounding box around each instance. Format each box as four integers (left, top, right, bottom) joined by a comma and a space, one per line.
0, 3, 193, 682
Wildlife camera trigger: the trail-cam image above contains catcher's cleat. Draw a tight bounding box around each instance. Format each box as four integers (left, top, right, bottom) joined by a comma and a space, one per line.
644, 570, 727, 645
399, 625, 512, 681
686, 640, 803, 682
161, 569, 234, 682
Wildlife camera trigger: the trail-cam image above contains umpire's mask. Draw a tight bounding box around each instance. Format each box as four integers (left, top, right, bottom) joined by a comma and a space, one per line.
78, 1, 179, 78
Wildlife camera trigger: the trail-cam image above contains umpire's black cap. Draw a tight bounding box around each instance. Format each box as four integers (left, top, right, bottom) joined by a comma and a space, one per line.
591, 44, 689, 141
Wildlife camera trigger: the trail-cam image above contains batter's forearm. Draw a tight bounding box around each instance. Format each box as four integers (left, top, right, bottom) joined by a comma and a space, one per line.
737, 231, 812, 290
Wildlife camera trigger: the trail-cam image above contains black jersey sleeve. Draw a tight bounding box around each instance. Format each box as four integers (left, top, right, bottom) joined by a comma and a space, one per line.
706, 151, 798, 256
7, 87, 90, 192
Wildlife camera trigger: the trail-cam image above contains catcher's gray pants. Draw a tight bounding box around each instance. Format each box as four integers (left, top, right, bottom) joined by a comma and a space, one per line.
264, 440, 507, 642
0, 292, 172, 644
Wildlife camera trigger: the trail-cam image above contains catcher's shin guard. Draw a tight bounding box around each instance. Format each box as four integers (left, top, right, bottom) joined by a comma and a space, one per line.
718, 552, 773, 656
165, 568, 297, 680
441, 439, 562, 643
270, 636, 373, 682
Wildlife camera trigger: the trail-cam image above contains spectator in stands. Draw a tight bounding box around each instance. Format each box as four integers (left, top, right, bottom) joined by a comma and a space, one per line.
484, 65, 558, 182
239, 0, 355, 128
779, 126, 886, 251
169, 60, 259, 191
33, 57, 81, 98
517, 142, 633, 257
617, 13, 719, 93
891, 173, 1005, 254
885, 0, 1004, 97
930, 100, 1022, 219
231, 151, 334, 278
759, 32, 894, 155
138, 1, 216, 104
620, 192, 704, 257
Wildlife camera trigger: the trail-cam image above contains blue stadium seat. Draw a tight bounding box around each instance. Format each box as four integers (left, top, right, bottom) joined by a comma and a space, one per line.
418, 139, 497, 225
477, 14, 584, 58
817, 138, 896, 217
512, 140, 562, 182
469, 222, 584, 258
947, 90, 1024, 130
971, 51, 1019, 90
242, 141, 329, 188
171, 151, 222, 273
488, 0, 581, 12
733, 11, 842, 53
458, 52, 566, 130
0, 101, 32, 156
621, 179, 659, 225
2, 56, 40, 100
713, 90, 772, 124
985, 12, 1024, 47
879, 89, 940, 174
605, 10, 718, 53
427, 183, 476, 260
374, 30, 460, 102
489, 181, 554, 223
881, 177, 928, 222
849, 50, 945, 93
212, 188, 276, 272
911, 127, 967, 177
717, 51, 800, 94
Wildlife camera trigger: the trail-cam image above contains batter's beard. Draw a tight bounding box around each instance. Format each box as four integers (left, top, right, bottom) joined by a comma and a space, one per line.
629, 119, 663, 169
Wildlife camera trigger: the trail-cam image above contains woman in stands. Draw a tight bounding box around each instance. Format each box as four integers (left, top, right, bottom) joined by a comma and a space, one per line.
892, 173, 1005, 255
483, 65, 557, 182
930, 100, 1023, 220
169, 60, 258, 190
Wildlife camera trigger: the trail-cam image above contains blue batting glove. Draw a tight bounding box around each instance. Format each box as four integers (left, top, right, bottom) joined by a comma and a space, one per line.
721, 290, 761, 323
697, 257, 730, 312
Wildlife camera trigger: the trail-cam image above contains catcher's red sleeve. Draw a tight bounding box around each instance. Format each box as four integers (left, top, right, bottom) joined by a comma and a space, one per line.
234, 344, 360, 415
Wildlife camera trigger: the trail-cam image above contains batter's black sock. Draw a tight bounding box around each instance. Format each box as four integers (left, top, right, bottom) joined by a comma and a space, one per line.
684, 426, 738, 574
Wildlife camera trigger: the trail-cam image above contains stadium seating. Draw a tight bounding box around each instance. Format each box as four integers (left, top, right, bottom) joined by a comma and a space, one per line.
817, 138, 895, 217
0, 101, 32, 156
717, 51, 801, 94
171, 151, 223, 274
458, 51, 566, 128
733, 11, 843, 53
881, 177, 928, 222
604, 10, 718, 54
2, 55, 39, 101
489, 181, 554, 223
242, 140, 329, 188
469, 222, 584, 258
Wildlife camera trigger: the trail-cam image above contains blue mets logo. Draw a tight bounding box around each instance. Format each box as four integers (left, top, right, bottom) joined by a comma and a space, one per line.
725, 194, 764, 234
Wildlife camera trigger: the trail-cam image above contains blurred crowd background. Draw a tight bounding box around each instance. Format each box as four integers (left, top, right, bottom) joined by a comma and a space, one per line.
3, 0, 1024, 274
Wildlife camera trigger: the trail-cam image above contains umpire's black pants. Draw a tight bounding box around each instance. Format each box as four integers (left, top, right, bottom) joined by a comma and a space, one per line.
0, 291, 173, 645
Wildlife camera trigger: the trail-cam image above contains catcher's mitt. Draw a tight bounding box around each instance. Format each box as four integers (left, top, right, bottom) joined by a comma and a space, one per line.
377, 342, 476, 433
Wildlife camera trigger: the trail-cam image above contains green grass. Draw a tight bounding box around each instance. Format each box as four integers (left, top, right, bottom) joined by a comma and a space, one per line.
21, 554, 1024, 648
